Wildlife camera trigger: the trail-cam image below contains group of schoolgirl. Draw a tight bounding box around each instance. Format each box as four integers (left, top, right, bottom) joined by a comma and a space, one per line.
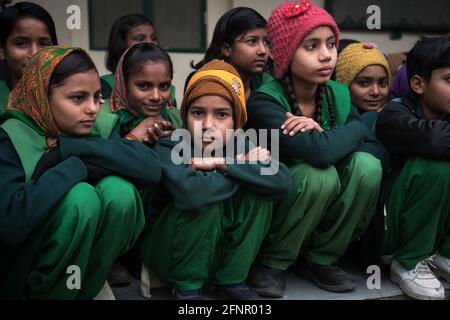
1, 0, 449, 300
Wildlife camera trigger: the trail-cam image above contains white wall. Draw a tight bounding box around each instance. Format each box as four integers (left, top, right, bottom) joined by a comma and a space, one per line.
14, 0, 445, 103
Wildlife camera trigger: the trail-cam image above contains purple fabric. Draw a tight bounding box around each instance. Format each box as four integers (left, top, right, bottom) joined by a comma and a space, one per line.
389, 63, 411, 100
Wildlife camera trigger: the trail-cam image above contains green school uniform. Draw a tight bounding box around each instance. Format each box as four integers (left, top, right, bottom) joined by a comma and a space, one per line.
0, 110, 162, 299
141, 137, 292, 290
377, 95, 450, 270
246, 79, 389, 268
0, 80, 10, 115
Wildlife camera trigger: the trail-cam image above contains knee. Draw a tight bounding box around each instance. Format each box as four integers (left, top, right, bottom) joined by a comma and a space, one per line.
290, 163, 340, 198
96, 176, 141, 214
348, 152, 382, 191
57, 182, 101, 222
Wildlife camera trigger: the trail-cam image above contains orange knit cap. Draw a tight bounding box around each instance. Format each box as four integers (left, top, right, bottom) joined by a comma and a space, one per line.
181, 59, 247, 129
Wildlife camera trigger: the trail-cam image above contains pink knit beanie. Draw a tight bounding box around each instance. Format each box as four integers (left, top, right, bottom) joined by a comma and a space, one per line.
268, 0, 340, 79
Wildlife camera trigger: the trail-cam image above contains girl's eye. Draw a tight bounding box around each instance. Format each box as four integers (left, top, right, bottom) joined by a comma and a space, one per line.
39, 40, 52, 47
71, 96, 84, 103
305, 43, 316, 50
217, 112, 229, 118
94, 93, 103, 103
137, 83, 150, 90
246, 38, 257, 45
263, 39, 271, 48
191, 110, 203, 117
160, 83, 171, 90
327, 41, 336, 49
379, 79, 388, 87
357, 80, 370, 87
14, 41, 28, 47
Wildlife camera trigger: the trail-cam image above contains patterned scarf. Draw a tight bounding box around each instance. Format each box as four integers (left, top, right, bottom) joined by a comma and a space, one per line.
7, 46, 88, 140
110, 45, 135, 114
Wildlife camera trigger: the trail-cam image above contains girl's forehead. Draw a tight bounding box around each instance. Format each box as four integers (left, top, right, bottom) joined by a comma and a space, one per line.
9, 17, 50, 37
237, 27, 268, 39
302, 26, 335, 42
131, 61, 171, 76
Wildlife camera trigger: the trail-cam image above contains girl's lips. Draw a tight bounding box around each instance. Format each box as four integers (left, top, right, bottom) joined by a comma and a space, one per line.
317, 66, 333, 76
80, 120, 95, 127
143, 104, 163, 111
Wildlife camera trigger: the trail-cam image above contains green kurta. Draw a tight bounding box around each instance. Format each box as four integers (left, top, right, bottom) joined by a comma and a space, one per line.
246, 79, 387, 267
141, 137, 292, 290
0, 112, 162, 299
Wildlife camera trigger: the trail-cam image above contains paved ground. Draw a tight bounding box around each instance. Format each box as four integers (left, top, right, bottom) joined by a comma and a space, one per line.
111, 259, 450, 300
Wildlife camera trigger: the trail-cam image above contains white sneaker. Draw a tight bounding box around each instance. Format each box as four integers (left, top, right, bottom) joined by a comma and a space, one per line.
427, 254, 450, 283
390, 259, 445, 300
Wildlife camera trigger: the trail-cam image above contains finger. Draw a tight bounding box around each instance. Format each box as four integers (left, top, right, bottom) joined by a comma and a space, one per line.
281, 116, 300, 132
147, 128, 158, 143
288, 122, 311, 136
152, 124, 164, 137
283, 118, 303, 133
159, 130, 173, 138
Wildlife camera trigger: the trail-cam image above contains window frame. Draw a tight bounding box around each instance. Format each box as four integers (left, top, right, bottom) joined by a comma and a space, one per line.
88, 0, 206, 53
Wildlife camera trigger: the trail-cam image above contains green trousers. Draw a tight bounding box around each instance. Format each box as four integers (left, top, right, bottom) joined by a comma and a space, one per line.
0, 176, 144, 299
141, 191, 273, 291
258, 151, 382, 269
383, 158, 450, 270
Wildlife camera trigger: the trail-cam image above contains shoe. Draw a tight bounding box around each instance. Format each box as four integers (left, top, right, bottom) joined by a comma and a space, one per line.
427, 254, 450, 284
306, 262, 356, 292
247, 263, 285, 298
390, 259, 445, 300
107, 262, 131, 287
173, 288, 203, 300
215, 283, 260, 300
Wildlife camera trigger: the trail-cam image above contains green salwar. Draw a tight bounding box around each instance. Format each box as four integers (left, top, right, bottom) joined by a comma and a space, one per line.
383, 157, 450, 270
0, 176, 144, 299
258, 151, 382, 269
141, 191, 273, 291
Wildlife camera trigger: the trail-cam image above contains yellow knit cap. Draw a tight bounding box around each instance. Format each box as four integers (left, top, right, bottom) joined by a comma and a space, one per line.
335, 43, 390, 86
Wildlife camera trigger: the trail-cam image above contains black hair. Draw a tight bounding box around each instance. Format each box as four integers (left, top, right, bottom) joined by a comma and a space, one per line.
281, 73, 336, 129
406, 36, 450, 83
105, 13, 154, 73
122, 42, 173, 85
0, 1, 58, 47
337, 39, 360, 55
192, 7, 267, 69
49, 51, 97, 89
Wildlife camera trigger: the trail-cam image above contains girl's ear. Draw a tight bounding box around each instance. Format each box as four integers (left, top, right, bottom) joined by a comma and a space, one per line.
410, 75, 425, 95
221, 43, 232, 58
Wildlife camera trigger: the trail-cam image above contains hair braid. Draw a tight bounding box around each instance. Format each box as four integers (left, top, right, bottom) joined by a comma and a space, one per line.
324, 85, 336, 128
314, 84, 324, 124
281, 73, 301, 115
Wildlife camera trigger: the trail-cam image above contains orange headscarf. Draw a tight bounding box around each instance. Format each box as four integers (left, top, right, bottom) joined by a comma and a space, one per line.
7, 46, 94, 139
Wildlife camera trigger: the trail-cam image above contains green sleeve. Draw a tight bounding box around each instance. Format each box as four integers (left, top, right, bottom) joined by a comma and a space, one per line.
0, 129, 88, 246
245, 93, 370, 168
154, 139, 240, 212
59, 131, 161, 186
348, 106, 391, 174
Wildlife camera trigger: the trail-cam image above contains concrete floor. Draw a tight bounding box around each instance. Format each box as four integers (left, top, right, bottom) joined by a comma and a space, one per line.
111, 260, 450, 300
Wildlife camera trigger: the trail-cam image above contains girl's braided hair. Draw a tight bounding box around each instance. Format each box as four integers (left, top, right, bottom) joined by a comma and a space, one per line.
281, 73, 336, 129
